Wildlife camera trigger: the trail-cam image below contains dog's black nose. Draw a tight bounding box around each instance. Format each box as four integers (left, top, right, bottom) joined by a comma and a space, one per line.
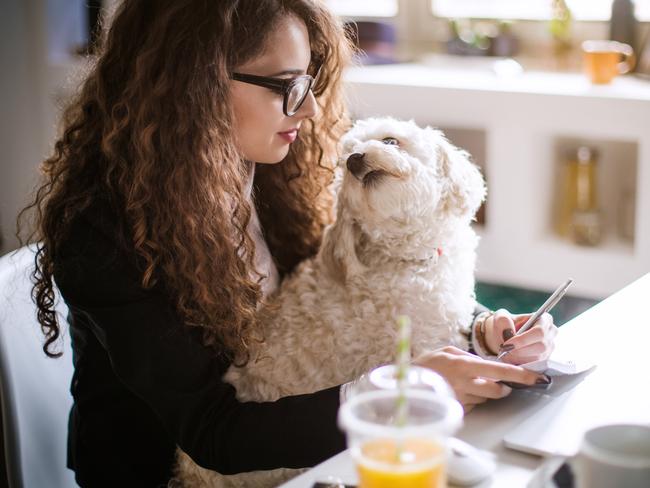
346, 153, 366, 178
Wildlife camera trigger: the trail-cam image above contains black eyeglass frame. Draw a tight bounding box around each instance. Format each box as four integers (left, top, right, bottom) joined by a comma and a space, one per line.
231, 59, 323, 116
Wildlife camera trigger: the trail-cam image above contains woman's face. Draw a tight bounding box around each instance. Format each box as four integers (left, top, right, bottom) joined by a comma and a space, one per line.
231, 15, 318, 164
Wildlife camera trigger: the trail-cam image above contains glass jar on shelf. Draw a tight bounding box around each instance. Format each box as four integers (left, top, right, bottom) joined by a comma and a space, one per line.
557, 146, 602, 246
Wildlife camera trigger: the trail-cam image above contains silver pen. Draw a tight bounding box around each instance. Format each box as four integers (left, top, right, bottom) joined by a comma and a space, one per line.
496, 278, 574, 361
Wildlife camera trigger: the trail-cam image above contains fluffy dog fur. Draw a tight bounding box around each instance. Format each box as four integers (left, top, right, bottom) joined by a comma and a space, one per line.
174, 117, 487, 487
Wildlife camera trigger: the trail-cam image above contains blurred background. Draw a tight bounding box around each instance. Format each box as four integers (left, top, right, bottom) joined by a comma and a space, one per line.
2, 2, 650, 324
1, 1, 650, 485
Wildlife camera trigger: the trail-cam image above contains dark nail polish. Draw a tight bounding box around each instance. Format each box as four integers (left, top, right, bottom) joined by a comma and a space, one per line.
535, 374, 551, 385
499, 344, 515, 352
502, 329, 515, 341
499, 380, 527, 389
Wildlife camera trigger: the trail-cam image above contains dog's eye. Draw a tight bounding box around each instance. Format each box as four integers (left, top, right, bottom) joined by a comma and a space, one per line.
381, 137, 399, 146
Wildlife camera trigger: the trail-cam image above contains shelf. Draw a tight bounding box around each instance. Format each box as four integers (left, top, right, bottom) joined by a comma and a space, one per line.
344, 63, 650, 299
539, 234, 635, 259
345, 63, 650, 102
476, 233, 639, 300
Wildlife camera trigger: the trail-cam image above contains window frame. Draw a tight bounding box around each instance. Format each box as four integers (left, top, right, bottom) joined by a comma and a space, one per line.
431, 0, 650, 22
328, 0, 650, 22
329, 0, 650, 60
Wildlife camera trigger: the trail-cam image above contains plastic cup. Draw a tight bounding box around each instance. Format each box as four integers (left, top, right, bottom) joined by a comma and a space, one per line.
338, 388, 463, 488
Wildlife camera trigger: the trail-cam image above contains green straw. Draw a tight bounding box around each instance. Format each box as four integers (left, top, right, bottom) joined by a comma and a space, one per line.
395, 315, 411, 463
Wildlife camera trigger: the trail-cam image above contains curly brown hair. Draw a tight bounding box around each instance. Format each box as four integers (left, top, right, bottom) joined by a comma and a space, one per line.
18, 0, 353, 363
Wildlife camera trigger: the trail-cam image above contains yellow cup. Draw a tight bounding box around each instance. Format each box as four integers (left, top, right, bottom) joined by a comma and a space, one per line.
338, 389, 463, 488
582, 40, 636, 84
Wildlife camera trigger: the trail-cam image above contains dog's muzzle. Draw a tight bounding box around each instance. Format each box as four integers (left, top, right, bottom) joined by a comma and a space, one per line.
346, 153, 367, 179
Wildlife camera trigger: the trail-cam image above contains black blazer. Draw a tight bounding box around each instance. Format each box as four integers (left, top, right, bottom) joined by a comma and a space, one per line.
53, 202, 345, 488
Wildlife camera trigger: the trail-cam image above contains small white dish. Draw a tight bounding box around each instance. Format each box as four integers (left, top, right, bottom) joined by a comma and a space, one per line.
447, 437, 497, 486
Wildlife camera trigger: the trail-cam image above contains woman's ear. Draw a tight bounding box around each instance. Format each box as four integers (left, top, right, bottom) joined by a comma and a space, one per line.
318, 209, 364, 283
437, 137, 486, 219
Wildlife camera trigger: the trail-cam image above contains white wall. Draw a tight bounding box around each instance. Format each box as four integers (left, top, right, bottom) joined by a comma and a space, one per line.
0, 0, 47, 254
0, 0, 89, 255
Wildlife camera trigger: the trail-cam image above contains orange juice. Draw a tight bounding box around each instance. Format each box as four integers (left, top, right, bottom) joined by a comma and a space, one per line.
356, 438, 445, 488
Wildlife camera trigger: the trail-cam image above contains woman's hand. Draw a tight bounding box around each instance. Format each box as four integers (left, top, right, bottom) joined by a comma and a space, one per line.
484, 309, 558, 365
413, 346, 550, 413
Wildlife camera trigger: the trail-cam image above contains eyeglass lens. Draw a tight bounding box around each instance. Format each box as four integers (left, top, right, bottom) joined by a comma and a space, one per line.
287, 78, 312, 115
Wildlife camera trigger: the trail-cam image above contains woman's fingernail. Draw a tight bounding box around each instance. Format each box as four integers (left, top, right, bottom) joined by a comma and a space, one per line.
502, 329, 515, 341
535, 374, 551, 385
499, 344, 515, 352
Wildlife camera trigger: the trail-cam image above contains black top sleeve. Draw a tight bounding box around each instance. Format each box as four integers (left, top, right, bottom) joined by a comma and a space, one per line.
54, 207, 345, 475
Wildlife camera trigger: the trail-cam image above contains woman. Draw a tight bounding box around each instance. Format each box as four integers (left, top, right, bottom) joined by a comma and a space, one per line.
20, 1, 555, 486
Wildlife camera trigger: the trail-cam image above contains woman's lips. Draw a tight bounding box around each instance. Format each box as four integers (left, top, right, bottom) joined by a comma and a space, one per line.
278, 129, 298, 143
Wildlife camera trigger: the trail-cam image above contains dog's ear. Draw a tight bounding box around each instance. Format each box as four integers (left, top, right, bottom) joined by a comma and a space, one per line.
319, 209, 364, 283
437, 136, 487, 219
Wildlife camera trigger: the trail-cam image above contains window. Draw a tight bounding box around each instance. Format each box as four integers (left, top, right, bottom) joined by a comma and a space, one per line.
326, 0, 650, 22
431, 0, 650, 22
326, 0, 398, 18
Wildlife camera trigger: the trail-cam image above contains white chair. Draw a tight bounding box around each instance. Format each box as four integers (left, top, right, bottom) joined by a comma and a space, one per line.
0, 246, 78, 488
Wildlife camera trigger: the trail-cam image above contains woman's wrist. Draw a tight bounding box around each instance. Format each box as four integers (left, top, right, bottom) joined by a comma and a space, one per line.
472, 311, 498, 358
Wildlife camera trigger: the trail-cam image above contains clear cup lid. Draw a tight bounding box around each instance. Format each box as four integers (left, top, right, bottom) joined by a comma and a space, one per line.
338, 388, 463, 439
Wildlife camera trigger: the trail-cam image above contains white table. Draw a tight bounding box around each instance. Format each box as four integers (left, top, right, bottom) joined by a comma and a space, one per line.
280, 273, 650, 487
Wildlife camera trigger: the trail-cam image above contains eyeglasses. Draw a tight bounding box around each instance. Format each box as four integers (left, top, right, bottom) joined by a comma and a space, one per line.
231, 62, 322, 117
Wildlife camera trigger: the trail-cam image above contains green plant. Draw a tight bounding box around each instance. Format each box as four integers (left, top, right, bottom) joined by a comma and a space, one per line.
549, 0, 573, 48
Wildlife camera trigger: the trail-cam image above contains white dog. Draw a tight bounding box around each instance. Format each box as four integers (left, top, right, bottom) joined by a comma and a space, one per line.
175, 117, 487, 487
